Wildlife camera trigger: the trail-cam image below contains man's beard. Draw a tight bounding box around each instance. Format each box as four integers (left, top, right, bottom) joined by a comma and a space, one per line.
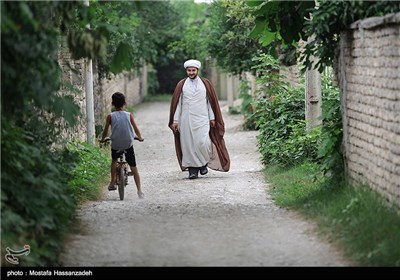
188, 73, 197, 79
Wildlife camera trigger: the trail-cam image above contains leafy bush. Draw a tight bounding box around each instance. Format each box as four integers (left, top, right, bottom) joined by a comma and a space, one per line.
1, 129, 110, 266
253, 89, 317, 166
248, 54, 315, 166
1, 122, 77, 267
249, 53, 343, 174
315, 71, 344, 179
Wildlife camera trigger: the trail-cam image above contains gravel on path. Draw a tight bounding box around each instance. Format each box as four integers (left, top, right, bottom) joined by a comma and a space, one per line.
60, 101, 350, 267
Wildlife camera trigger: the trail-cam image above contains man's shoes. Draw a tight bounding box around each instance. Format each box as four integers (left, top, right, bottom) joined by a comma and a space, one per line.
108, 184, 116, 191
188, 167, 199, 179
200, 165, 208, 175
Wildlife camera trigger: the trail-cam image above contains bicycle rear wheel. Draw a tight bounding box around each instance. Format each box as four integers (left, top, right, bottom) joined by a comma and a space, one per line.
118, 167, 125, 200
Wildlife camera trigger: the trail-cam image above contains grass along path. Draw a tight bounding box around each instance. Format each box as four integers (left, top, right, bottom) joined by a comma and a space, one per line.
265, 162, 400, 267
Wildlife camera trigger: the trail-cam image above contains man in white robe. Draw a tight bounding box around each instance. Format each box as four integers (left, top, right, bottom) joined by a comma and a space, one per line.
168, 59, 230, 179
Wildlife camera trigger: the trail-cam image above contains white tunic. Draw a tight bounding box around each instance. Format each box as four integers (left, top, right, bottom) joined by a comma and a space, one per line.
173, 77, 215, 168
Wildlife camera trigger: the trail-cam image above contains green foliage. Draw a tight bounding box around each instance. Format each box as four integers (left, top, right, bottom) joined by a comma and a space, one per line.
65, 142, 110, 203
253, 89, 318, 166
251, 52, 291, 96
248, 0, 315, 44
247, 0, 315, 66
315, 71, 344, 179
1, 127, 109, 266
206, 0, 266, 75
1, 121, 77, 266
249, 53, 344, 177
248, 55, 312, 166
147, 65, 160, 96
1, 1, 80, 124
248, 1, 399, 72
168, 1, 209, 63
238, 79, 254, 120
154, 0, 203, 94
0, 0, 123, 266
302, 0, 400, 72
266, 123, 320, 166
124, 0, 189, 94
90, 1, 142, 78
265, 163, 400, 266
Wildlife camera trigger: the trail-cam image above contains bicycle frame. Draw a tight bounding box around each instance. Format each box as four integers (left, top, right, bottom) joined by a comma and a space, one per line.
115, 150, 129, 200
100, 137, 129, 201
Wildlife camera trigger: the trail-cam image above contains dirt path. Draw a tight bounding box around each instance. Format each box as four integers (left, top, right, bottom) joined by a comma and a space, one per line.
60, 101, 349, 267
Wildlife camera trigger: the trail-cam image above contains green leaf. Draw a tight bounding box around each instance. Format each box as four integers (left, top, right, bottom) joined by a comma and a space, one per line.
110, 42, 133, 74
249, 18, 266, 38
259, 29, 276, 46
246, 1, 265, 8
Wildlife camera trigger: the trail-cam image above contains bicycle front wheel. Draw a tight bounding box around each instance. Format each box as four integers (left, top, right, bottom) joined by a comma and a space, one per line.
118, 167, 125, 200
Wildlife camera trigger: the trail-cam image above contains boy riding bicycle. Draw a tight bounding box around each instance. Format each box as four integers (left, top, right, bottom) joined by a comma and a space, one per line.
100, 92, 144, 199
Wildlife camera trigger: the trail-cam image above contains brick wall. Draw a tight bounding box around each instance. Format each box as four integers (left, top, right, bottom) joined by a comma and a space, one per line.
338, 13, 400, 209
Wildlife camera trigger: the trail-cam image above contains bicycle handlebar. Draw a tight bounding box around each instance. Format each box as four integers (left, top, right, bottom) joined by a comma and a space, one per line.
100, 136, 141, 144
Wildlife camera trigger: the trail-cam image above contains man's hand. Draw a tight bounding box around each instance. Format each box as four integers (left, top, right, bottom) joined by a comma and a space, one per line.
171, 123, 179, 134
210, 120, 216, 128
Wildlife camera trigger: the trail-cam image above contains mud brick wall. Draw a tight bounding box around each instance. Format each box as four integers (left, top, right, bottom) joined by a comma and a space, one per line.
59, 37, 146, 140
338, 13, 400, 209
96, 71, 143, 124
58, 38, 87, 143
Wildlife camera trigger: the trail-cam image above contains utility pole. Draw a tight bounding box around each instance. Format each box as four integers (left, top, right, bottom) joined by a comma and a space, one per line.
84, 0, 95, 144
305, 1, 322, 132
305, 39, 322, 132
305, 63, 322, 131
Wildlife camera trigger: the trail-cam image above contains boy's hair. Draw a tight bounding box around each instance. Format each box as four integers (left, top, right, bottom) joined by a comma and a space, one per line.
112, 92, 126, 108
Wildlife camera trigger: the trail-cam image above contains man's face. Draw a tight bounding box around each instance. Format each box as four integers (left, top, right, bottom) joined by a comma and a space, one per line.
186, 67, 198, 79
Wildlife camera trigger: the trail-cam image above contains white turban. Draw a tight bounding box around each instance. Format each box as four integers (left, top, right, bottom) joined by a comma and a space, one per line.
184, 59, 201, 69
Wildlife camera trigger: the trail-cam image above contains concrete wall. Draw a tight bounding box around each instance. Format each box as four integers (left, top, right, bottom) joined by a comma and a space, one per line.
206, 60, 240, 106
338, 13, 400, 209
280, 65, 301, 88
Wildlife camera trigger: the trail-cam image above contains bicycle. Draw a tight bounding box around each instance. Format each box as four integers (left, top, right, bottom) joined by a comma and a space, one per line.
100, 137, 131, 200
